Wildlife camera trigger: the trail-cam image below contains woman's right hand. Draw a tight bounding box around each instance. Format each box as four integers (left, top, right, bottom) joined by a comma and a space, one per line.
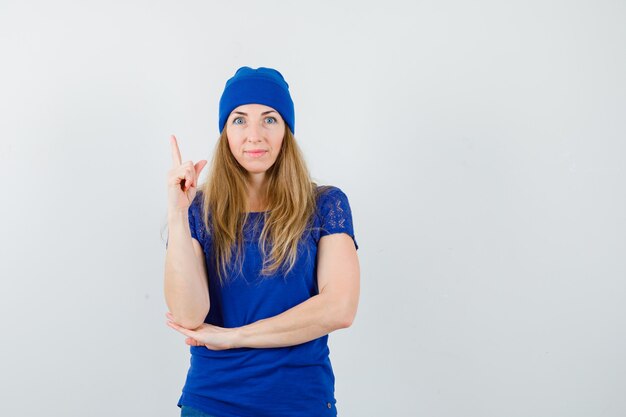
167, 134, 208, 212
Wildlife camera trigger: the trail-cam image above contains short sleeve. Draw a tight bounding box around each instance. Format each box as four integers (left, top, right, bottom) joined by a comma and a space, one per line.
318, 186, 359, 250
165, 195, 203, 249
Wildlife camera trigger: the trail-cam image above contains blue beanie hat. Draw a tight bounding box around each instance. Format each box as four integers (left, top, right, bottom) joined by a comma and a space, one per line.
218, 66, 295, 134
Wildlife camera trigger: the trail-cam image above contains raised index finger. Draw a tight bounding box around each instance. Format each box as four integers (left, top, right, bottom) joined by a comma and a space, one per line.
170, 134, 182, 167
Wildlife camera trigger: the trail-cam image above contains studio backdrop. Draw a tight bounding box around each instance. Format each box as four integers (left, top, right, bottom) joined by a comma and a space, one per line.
0, 1, 624, 416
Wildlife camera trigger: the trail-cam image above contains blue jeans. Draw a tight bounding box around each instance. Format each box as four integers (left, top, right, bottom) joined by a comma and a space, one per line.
180, 405, 218, 417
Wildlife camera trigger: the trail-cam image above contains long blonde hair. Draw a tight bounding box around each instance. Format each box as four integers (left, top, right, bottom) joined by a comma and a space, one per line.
197, 125, 329, 287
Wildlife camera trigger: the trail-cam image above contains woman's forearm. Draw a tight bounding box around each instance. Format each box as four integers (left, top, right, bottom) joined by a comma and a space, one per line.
164, 209, 209, 329
232, 292, 351, 348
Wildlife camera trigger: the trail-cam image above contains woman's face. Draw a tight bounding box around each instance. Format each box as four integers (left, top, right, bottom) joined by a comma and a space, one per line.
225, 103, 285, 178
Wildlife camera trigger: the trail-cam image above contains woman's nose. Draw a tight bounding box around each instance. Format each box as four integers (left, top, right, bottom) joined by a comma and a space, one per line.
246, 122, 263, 141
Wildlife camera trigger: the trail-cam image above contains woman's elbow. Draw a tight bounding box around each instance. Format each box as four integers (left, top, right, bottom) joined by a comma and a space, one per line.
336, 303, 358, 329
172, 308, 209, 330
339, 311, 356, 329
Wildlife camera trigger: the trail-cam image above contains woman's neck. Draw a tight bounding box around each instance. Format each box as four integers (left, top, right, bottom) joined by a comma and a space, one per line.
246, 175, 268, 212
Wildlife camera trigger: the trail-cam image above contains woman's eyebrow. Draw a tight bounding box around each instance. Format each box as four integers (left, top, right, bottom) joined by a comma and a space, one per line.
233, 110, 277, 116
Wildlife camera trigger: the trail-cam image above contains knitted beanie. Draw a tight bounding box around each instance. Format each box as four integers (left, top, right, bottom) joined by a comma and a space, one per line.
218, 66, 295, 134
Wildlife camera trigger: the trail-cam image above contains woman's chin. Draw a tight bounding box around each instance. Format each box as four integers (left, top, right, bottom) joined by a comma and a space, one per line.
244, 167, 271, 176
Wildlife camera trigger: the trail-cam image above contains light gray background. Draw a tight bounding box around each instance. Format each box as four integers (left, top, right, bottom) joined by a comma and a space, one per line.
1, 1, 624, 416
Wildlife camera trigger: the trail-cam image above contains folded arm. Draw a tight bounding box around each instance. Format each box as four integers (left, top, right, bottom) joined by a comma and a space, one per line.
233, 233, 360, 349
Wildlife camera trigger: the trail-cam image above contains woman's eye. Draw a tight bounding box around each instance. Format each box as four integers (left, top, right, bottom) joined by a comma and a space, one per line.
265, 117, 277, 124
233, 117, 244, 125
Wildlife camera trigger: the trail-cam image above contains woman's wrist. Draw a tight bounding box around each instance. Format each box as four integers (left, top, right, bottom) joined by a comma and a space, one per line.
168, 207, 189, 221
229, 326, 244, 349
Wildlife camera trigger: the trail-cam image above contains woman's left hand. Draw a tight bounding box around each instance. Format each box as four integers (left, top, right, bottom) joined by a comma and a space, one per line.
165, 312, 239, 350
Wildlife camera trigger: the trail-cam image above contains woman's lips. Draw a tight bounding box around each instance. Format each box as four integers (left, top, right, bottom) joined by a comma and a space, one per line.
245, 150, 267, 158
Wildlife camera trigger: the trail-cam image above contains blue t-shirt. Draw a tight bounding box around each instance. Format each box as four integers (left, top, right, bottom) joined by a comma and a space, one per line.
167, 185, 358, 417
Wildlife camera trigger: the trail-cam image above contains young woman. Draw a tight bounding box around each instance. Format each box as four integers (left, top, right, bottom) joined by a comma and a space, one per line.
164, 66, 360, 417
